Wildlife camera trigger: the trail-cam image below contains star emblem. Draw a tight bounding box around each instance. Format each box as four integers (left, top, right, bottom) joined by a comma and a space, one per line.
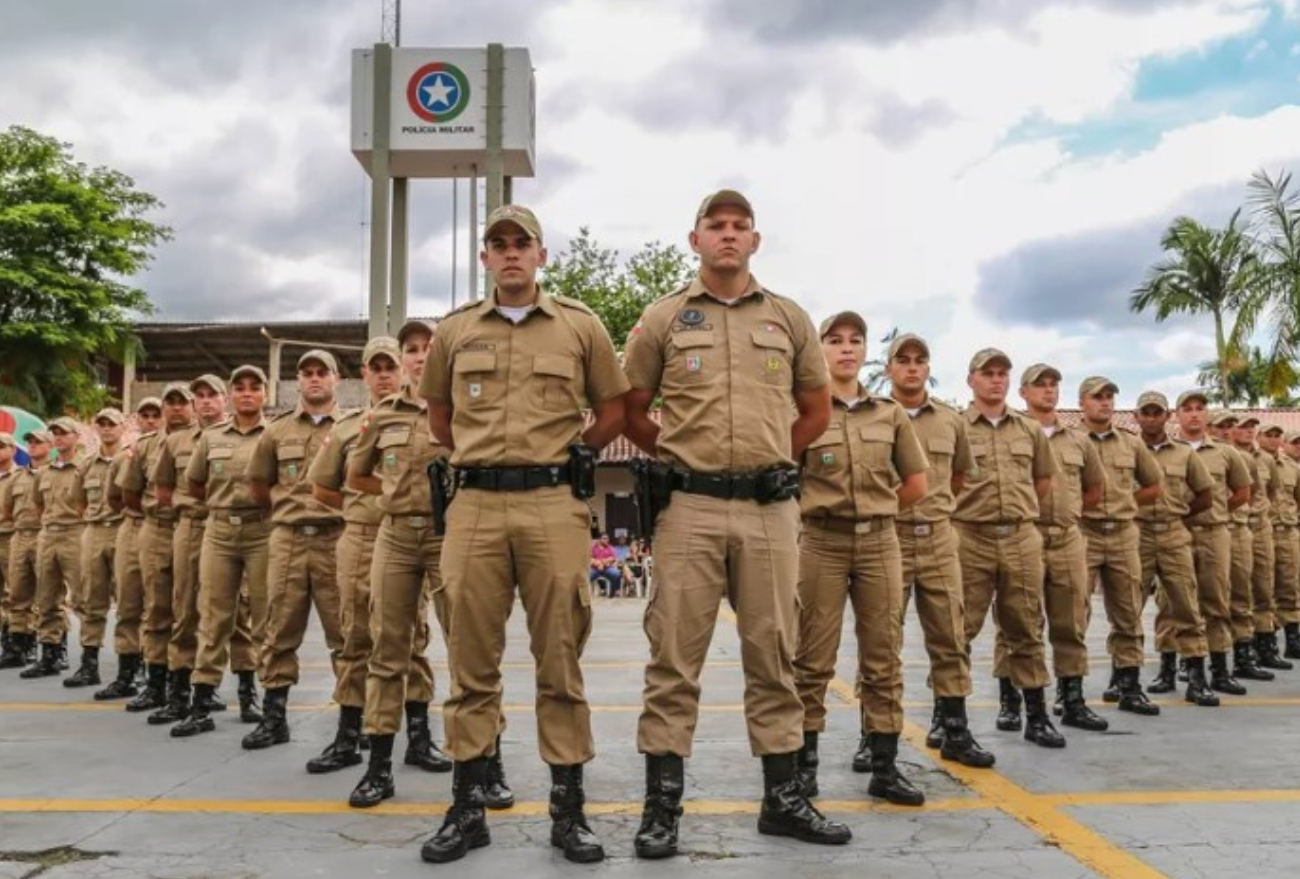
421, 74, 456, 110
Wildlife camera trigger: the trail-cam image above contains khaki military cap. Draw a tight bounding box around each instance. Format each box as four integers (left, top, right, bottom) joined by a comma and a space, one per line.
818, 311, 867, 339
1209, 410, 1239, 427
362, 336, 401, 365
1237, 414, 1261, 427
1260, 422, 1285, 436
1079, 376, 1119, 398
135, 396, 163, 414
397, 319, 435, 345
887, 333, 930, 360
48, 416, 80, 435
1175, 389, 1210, 409
229, 364, 268, 385
190, 374, 227, 395
968, 348, 1012, 372
695, 189, 754, 224
483, 204, 543, 243
0, 432, 15, 447
162, 382, 195, 402
297, 348, 338, 374
94, 407, 125, 425
1136, 391, 1169, 412
1285, 430, 1300, 443
1020, 363, 1062, 386
23, 429, 52, 444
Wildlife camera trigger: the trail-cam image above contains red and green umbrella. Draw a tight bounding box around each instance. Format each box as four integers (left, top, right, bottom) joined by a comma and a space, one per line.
0, 406, 48, 466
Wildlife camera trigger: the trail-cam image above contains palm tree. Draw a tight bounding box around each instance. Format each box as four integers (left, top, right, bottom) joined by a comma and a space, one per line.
1130, 212, 1263, 405
1196, 345, 1280, 407
1233, 169, 1300, 398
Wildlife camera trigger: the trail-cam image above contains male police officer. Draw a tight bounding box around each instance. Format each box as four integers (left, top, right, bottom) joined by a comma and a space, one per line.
623, 191, 849, 857
0, 430, 52, 671
1280, 430, 1300, 658
1228, 415, 1279, 679
0, 433, 15, 665
1258, 423, 1300, 667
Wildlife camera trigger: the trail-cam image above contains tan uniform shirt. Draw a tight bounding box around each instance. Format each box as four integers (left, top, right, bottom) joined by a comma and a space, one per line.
1036, 421, 1106, 529
1271, 454, 1300, 526
185, 419, 268, 512
37, 459, 84, 525
1245, 447, 1278, 516
800, 387, 927, 521
955, 407, 1058, 523
350, 391, 446, 517
246, 406, 342, 525
1081, 427, 1164, 523
1185, 439, 1252, 527
1138, 438, 1214, 521
896, 396, 973, 524
622, 276, 829, 472
1226, 444, 1259, 526
6, 468, 42, 530
107, 451, 141, 521
0, 467, 17, 535
116, 432, 172, 518
76, 454, 122, 524
421, 290, 629, 468
308, 409, 382, 527
153, 424, 215, 519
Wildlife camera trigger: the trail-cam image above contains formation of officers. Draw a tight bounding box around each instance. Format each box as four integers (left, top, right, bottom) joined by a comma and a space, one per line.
2, 190, 1299, 866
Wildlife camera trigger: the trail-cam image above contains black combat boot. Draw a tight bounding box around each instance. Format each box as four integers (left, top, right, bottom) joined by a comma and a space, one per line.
0, 624, 8, 656
796, 730, 819, 798
484, 736, 514, 809
1146, 652, 1178, 694
1184, 656, 1220, 707
865, 733, 925, 806
1233, 639, 1274, 681
1116, 667, 1160, 716
403, 701, 452, 772
756, 752, 851, 845
306, 705, 364, 774
0, 630, 28, 669
125, 663, 167, 712
148, 668, 192, 725
1052, 678, 1065, 717
349, 734, 396, 808
241, 686, 290, 749
1209, 651, 1247, 695
548, 764, 605, 863
94, 653, 141, 700
62, 645, 100, 687
924, 697, 945, 748
56, 634, 68, 670
1059, 676, 1108, 731
420, 758, 491, 863
1023, 687, 1066, 748
19, 642, 62, 678
635, 754, 684, 859
851, 731, 871, 772
1256, 631, 1294, 670
170, 683, 217, 737
1101, 666, 1121, 703
236, 670, 261, 722
1284, 622, 1300, 659
995, 678, 1022, 731
937, 696, 996, 768
23, 632, 38, 665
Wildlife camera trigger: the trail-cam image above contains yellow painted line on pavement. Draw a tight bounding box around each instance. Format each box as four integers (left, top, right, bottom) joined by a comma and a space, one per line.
1042, 789, 1300, 808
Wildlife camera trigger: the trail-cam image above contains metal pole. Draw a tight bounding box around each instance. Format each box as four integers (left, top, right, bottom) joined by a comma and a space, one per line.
485, 43, 506, 215
390, 177, 409, 334
367, 43, 393, 338
451, 176, 459, 309
468, 165, 479, 301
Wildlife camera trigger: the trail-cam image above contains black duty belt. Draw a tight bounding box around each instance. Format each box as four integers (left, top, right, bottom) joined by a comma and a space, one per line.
672, 468, 799, 503
458, 464, 571, 492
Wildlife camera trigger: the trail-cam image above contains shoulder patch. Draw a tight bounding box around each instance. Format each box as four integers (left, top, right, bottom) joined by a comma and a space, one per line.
444, 300, 479, 318
552, 295, 595, 316
270, 409, 295, 423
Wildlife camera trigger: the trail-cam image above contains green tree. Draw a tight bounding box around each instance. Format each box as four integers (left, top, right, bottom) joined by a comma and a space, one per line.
1129, 212, 1262, 405
0, 126, 171, 416
1196, 345, 1280, 407
542, 228, 694, 348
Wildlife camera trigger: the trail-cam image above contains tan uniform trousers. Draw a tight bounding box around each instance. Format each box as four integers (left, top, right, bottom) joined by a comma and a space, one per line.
444, 486, 597, 765
0, 532, 11, 629
6, 530, 39, 635
1229, 524, 1255, 641
958, 522, 1050, 690
637, 492, 802, 760
994, 525, 1090, 680
35, 525, 81, 644
112, 519, 144, 655
138, 518, 176, 666
193, 518, 270, 688
79, 523, 117, 648
170, 517, 257, 672
1186, 525, 1233, 654
1274, 524, 1300, 627
795, 522, 904, 736
333, 522, 434, 710
1251, 519, 1277, 633
1082, 522, 1146, 669
1138, 523, 1209, 658
898, 520, 971, 697
260, 524, 344, 689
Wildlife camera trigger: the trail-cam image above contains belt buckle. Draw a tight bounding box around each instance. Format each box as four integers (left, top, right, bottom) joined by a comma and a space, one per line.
854, 520, 877, 534
498, 469, 526, 491
407, 516, 429, 529
994, 523, 1013, 537
912, 523, 932, 536
300, 524, 320, 537
229, 515, 243, 526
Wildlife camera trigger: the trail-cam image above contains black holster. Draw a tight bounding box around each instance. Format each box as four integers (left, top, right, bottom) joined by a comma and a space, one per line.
427, 458, 453, 536
632, 459, 674, 538
568, 443, 597, 500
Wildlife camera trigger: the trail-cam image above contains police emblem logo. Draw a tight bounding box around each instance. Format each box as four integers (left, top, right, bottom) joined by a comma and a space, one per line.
686, 356, 703, 372
406, 62, 471, 124
766, 357, 781, 372
679, 308, 705, 326
821, 452, 835, 465
469, 383, 483, 399
385, 451, 398, 469
287, 463, 298, 478
214, 462, 225, 477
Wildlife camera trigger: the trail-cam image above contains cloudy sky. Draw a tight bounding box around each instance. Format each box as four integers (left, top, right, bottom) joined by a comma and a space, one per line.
3, 0, 1299, 404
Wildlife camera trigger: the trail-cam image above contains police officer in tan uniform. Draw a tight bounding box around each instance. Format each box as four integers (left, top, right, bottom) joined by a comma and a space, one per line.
1077, 376, 1164, 714
1280, 430, 1300, 658
0, 433, 18, 666
1177, 397, 1253, 695
1257, 423, 1300, 666
100, 399, 162, 699
1006, 364, 1108, 732
884, 334, 994, 768
63, 409, 127, 688
419, 204, 629, 865
242, 349, 345, 751
794, 311, 927, 807
23, 417, 85, 678
623, 191, 849, 858
956, 349, 1063, 749
1132, 391, 1218, 706
172, 365, 271, 737
1236, 417, 1292, 672
1227, 415, 1279, 679
1, 430, 52, 671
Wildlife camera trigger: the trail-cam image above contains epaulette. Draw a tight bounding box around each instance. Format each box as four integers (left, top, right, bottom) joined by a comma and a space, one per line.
442, 299, 480, 319
869, 395, 900, 408
929, 397, 960, 413
269, 409, 296, 423
552, 294, 595, 316
337, 408, 365, 423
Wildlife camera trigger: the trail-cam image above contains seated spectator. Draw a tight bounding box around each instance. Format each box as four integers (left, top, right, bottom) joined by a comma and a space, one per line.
590, 533, 622, 597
